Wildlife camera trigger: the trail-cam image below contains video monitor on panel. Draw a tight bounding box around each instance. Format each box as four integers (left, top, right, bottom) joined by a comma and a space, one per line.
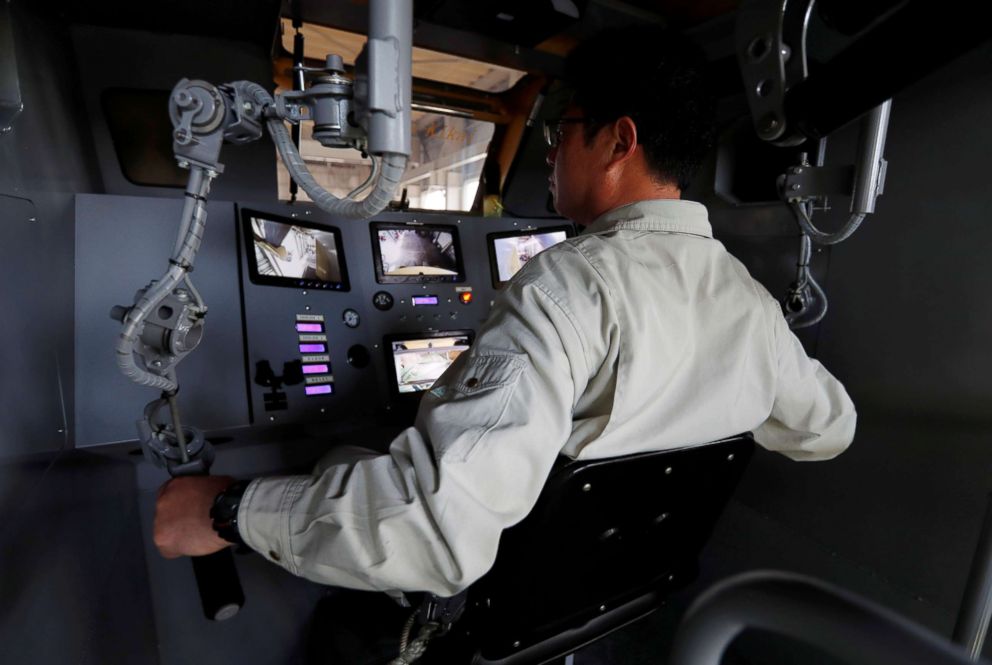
242, 209, 350, 291
371, 223, 466, 284
487, 225, 573, 288
385, 331, 473, 395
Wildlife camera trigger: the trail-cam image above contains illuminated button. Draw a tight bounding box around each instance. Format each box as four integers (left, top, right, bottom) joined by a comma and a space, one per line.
412, 295, 439, 306
299, 343, 327, 353
305, 384, 333, 396
458, 291, 473, 305
295, 322, 324, 333
302, 364, 330, 375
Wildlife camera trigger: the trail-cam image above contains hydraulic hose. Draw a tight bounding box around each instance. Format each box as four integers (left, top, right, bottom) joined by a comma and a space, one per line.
240, 82, 408, 220
790, 270, 828, 329
790, 201, 866, 245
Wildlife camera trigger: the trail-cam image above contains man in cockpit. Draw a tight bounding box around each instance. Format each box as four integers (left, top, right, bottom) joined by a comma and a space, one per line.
154, 24, 856, 659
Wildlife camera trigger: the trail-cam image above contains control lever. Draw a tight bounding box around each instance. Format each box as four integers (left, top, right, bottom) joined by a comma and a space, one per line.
138, 395, 245, 620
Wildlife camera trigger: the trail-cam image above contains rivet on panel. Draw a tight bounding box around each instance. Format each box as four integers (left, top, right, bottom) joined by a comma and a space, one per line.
582, 483, 592, 492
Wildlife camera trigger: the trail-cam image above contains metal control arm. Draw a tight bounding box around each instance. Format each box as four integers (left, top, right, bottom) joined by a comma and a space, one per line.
110, 0, 414, 621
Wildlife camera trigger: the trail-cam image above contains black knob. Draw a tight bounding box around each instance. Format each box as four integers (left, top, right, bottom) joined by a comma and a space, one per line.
109, 305, 129, 322
254, 360, 276, 387
282, 360, 304, 386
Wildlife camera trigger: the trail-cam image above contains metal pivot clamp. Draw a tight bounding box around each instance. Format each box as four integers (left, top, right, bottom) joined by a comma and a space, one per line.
277, 54, 368, 151
136, 396, 214, 476
112, 283, 208, 380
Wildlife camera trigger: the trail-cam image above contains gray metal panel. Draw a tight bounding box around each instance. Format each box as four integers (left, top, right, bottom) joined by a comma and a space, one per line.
0, 195, 71, 457
74, 194, 249, 446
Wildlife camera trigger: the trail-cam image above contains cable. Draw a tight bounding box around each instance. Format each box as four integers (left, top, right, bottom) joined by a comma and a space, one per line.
784, 203, 829, 330
347, 155, 381, 199
235, 81, 409, 220
789, 200, 866, 246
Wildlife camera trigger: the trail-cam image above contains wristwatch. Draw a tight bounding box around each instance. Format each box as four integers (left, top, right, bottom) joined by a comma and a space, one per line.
210, 479, 251, 546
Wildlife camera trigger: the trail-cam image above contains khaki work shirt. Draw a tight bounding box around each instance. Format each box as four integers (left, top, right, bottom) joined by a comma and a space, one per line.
239, 199, 857, 595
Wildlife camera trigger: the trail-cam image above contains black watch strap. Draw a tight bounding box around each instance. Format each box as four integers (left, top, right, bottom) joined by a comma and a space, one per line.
210, 479, 251, 546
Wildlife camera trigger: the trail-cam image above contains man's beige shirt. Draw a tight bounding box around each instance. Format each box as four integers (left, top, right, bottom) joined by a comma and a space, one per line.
239, 199, 856, 595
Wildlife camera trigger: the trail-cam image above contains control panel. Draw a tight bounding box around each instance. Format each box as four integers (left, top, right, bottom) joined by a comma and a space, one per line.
237, 203, 573, 425
72, 194, 572, 445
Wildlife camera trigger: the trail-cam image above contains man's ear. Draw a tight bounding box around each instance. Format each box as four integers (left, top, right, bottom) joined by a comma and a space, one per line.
608, 116, 639, 167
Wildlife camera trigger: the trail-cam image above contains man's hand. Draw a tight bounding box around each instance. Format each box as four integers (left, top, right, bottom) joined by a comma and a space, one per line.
154, 475, 236, 559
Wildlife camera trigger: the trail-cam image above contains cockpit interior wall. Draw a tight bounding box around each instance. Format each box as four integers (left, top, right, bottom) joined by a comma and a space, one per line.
3, 0, 992, 662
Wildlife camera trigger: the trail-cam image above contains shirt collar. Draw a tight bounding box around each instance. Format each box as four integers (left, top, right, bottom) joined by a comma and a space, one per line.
582, 199, 713, 238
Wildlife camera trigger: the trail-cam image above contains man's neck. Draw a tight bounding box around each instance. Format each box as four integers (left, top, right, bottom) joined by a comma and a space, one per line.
582, 182, 682, 226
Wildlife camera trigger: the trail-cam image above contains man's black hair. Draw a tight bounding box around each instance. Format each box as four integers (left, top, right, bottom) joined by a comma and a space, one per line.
563, 25, 717, 191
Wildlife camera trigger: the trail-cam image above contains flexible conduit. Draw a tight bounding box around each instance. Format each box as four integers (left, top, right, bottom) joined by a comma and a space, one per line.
239, 82, 407, 220
115, 166, 211, 393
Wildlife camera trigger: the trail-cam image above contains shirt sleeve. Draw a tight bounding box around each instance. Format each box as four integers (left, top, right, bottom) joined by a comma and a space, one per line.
752, 299, 857, 460
237, 274, 588, 596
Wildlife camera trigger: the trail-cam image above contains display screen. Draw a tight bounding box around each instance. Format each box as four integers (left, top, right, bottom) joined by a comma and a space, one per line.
371, 223, 465, 284
488, 225, 573, 288
242, 209, 349, 291
386, 331, 473, 394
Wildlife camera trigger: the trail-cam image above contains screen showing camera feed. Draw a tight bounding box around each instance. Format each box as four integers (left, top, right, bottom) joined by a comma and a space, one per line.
390, 334, 471, 394
249, 215, 343, 285
493, 230, 568, 283
376, 227, 460, 277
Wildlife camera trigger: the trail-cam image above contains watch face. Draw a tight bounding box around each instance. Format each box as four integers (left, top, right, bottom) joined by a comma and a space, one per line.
343, 308, 360, 328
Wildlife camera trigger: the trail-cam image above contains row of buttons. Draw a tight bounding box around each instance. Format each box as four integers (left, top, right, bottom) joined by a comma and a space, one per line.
296, 314, 334, 396
372, 289, 473, 311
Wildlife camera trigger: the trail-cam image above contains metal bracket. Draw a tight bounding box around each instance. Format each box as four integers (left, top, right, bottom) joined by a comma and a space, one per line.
136, 397, 214, 475
112, 283, 207, 378
735, 0, 815, 146
220, 81, 265, 145
169, 79, 228, 172
778, 164, 855, 203
417, 591, 468, 635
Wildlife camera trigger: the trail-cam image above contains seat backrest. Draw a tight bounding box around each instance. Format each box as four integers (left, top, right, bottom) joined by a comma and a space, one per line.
463, 433, 755, 661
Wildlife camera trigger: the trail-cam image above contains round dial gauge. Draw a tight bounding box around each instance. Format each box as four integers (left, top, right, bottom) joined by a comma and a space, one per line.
372, 291, 394, 311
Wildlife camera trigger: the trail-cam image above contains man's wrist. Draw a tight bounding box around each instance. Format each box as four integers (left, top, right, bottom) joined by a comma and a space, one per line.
209, 479, 251, 546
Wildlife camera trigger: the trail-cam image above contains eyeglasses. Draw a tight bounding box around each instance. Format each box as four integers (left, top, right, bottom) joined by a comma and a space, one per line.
543, 117, 596, 148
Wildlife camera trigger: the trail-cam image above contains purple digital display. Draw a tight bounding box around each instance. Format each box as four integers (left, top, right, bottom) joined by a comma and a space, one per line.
296, 322, 324, 333
305, 384, 333, 396
299, 343, 327, 353
412, 295, 439, 306
302, 364, 330, 375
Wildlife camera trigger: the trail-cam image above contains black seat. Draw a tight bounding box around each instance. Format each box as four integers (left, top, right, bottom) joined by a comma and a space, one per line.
421, 433, 755, 665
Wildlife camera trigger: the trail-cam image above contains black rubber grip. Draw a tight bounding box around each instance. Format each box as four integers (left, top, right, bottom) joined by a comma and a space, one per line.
191, 547, 245, 621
